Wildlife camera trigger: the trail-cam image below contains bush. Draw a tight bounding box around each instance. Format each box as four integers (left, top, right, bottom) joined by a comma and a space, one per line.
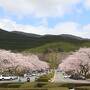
7, 84, 21, 88
36, 82, 47, 87
0, 83, 8, 88
0, 88, 47, 90
36, 72, 54, 83
75, 86, 90, 90
86, 74, 90, 79
36, 75, 50, 82
20, 82, 36, 88
36, 77, 49, 82
43, 82, 62, 88
0, 83, 23, 88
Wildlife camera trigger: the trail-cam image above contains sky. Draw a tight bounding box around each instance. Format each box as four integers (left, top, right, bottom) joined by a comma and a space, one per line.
0, 0, 90, 38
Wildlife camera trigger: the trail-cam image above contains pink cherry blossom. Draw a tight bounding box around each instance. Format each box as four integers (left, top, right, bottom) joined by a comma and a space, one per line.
59, 48, 90, 77
0, 49, 49, 73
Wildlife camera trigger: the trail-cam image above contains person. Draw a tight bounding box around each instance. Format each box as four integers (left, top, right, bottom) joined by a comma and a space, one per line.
18, 76, 21, 82
27, 77, 30, 82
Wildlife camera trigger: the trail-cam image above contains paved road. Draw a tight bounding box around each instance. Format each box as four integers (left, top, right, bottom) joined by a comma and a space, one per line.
53, 70, 90, 84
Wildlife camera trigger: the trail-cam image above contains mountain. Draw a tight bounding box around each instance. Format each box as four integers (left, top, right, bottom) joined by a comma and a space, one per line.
59, 34, 83, 40
12, 31, 41, 38
0, 28, 90, 52
0, 29, 39, 50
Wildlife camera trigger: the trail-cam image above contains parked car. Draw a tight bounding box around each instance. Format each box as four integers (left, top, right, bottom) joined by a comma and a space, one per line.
35, 76, 39, 81
78, 76, 85, 80
0, 75, 17, 80
32, 73, 36, 76
70, 74, 85, 80
64, 75, 71, 78
24, 74, 32, 77
57, 69, 62, 72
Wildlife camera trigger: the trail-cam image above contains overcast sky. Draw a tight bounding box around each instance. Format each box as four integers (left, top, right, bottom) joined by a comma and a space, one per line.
0, 0, 90, 38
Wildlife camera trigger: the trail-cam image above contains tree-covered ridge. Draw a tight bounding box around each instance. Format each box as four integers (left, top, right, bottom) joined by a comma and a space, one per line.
0, 28, 90, 52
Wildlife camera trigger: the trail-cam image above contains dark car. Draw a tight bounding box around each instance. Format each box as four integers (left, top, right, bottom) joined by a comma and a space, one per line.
70, 74, 85, 80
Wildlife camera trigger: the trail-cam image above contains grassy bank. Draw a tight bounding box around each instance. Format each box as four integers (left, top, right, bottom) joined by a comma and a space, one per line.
0, 82, 90, 90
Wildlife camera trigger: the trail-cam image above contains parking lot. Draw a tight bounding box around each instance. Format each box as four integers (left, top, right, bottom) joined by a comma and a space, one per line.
0, 70, 49, 83
53, 70, 90, 84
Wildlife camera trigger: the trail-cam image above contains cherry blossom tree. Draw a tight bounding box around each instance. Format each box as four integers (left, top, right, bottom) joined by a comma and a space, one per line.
0, 49, 49, 75
59, 48, 90, 78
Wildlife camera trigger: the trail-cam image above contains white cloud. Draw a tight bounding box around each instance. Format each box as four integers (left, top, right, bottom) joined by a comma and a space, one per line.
83, 0, 90, 9
0, 18, 90, 38
0, 0, 90, 38
0, 18, 49, 34
0, 0, 81, 18
82, 0, 90, 10
82, 24, 90, 38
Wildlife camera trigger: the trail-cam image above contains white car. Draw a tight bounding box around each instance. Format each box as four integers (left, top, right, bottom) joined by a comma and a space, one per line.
64, 75, 71, 78
24, 74, 32, 77
32, 73, 36, 76
0, 75, 17, 80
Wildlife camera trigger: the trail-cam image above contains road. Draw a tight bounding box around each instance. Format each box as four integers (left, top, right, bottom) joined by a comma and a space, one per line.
53, 70, 90, 84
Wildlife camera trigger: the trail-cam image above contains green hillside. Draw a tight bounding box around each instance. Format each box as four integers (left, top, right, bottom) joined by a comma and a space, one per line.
0, 29, 90, 52
25, 42, 79, 53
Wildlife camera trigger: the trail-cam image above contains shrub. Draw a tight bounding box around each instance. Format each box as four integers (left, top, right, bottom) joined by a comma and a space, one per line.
20, 82, 36, 88
7, 83, 21, 88
36, 76, 49, 82
36, 82, 47, 88
43, 82, 62, 88
36, 72, 54, 83
75, 86, 90, 90
86, 74, 90, 79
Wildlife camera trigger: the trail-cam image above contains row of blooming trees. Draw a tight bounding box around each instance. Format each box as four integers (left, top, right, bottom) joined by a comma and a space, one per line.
0, 49, 49, 75
59, 48, 90, 78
